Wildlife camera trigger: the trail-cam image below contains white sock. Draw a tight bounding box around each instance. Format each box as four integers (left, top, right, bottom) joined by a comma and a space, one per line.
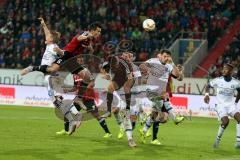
164, 101, 176, 120
168, 110, 176, 121
143, 116, 152, 133
114, 113, 122, 125
126, 130, 133, 140
217, 126, 225, 140
236, 123, 240, 142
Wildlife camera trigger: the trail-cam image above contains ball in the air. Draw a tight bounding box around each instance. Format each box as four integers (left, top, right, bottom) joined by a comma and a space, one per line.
143, 19, 155, 31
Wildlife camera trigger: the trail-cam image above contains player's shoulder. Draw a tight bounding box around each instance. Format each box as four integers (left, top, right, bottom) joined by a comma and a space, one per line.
146, 58, 158, 63
213, 76, 224, 81
231, 77, 240, 84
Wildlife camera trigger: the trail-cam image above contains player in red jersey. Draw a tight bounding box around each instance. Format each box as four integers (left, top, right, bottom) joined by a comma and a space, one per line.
56, 56, 112, 137
21, 22, 101, 75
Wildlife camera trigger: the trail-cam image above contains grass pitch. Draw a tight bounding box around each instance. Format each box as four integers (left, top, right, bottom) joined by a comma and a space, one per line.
0, 106, 239, 160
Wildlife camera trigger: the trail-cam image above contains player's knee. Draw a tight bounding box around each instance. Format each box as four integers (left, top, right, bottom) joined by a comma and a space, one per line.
221, 117, 229, 128
234, 112, 240, 123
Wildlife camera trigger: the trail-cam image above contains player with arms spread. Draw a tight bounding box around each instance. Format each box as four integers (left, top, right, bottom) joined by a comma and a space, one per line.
204, 63, 240, 148
20, 17, 61, 75
21, 22, 101, 76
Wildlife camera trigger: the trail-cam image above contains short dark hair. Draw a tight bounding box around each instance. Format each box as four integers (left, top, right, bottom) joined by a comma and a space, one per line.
224, 63, 234, 69
160, 49, 171, 55
89, 22, 102, 31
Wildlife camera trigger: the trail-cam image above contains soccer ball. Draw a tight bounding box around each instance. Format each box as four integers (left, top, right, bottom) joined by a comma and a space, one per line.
143, 19, 155, 31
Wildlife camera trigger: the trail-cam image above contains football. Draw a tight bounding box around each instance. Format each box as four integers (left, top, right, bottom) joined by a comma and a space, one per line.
143, 19, 155, 31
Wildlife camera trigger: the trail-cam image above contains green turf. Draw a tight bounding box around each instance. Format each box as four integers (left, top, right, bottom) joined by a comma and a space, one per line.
0, 105, 239, 160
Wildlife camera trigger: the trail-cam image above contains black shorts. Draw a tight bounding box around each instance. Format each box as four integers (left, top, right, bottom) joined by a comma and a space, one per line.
82, 99, 98, 112
54, 51, 85, 74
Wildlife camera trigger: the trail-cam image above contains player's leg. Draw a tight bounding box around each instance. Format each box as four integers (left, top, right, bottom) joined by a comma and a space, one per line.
213, 113, 229, 148
56, 101, 82, 135
84, 99, 112, 137
151, 112, 168, 145
140, 111, 157, 144
163, 99, 184, 124
54, 98, 82, 135
21, 63, 61, 75
122, 110, 137, 147
233, 112, 240, 148
102, 81, 119, 117
123, 78, 134, 110
112, 107, 124, 139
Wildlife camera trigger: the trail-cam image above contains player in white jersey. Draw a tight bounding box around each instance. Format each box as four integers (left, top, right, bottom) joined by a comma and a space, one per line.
204, 63, 240, 148
138, 49, 184, 145
21, 17, 61, 75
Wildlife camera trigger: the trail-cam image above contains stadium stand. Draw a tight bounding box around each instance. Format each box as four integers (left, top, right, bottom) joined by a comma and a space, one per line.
0, 0, 239, 72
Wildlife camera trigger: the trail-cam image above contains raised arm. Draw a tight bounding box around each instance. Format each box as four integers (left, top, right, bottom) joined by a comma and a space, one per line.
38, 17, 53, 43
168, 57, 180, 79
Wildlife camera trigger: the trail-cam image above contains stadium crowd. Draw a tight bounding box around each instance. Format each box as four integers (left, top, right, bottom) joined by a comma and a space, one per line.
209, 31, 240, 79
0, 0, 239, 70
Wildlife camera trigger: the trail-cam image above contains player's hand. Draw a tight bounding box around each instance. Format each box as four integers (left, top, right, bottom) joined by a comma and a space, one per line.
77, 35, 88, 41
38, 17, 45, 25
204, 95, 210, 104
177, 64, 183, 72
168, 56, 174, 64
53, 47, 64, 57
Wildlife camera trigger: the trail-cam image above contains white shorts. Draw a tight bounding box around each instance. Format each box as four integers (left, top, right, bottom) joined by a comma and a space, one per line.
215, 104, 240, 120
113, 94, 153, 116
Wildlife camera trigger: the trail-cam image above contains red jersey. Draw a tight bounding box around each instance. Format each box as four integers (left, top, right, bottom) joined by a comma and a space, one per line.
64, 32, 91, 57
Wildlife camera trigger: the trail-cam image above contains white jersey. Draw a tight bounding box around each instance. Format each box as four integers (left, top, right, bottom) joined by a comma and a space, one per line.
132, 63, 141, 78
210, 77, 240, 107
41, 43, 59, 66
145, 58, 173, 96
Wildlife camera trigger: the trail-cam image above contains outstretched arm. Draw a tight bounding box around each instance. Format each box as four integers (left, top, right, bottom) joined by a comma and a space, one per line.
38, 17, 53, 43
168, 57, 180, 79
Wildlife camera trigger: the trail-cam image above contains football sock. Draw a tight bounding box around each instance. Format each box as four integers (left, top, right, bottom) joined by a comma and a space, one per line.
33, 65, 48, 73
99, 118, 110, 133
152, 121, 160, 141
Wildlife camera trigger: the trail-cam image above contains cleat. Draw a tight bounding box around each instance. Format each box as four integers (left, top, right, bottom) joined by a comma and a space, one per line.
139, 129, 146, 144
101, 111, 111, 118
68, 120, 81, 135
56, 129, 68, 135
174, 116, 185, 125
146, 128, 152, 137
117, 128, 124, 139
128, 139, 137, 147
213, 138, 220, 148
151, 139, 162, 145
103, 133, 112, 138
21, 66, 34, 76
235, 142, 240, 149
